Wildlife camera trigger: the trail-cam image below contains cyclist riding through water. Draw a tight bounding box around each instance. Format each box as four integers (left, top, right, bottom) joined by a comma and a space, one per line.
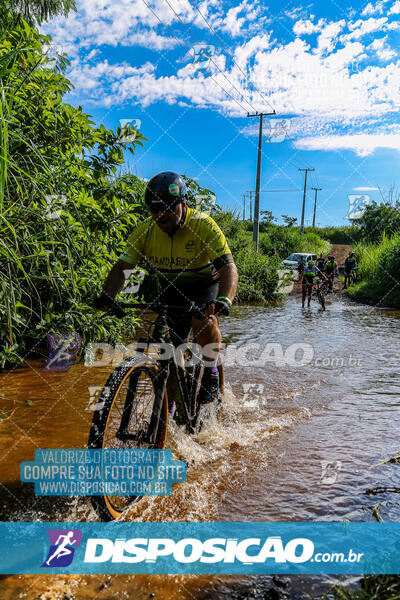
344, 252, 357, 289
301, 260, 326, 308
93, 171, 238, 405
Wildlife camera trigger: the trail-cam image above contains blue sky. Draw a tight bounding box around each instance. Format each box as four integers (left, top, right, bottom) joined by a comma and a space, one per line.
43, 0, 400, 226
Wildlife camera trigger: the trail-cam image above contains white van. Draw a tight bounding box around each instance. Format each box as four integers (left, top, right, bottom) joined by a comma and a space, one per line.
280, 253, 318, 270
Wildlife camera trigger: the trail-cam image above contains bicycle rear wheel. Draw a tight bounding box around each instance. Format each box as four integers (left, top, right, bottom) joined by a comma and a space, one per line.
88, 354, 168, 520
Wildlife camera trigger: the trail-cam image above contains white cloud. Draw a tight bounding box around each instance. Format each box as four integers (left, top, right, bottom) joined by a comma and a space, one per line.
362, 1, 386, 15
216, 0, 265, 36
294, 134, 400, 156
346, 17, 389, 40
370, 36, 396, 60
389, 0, 400, 13
43, 0, 400, 157
353, 186, 379, 190
293, 19, 325, 35
315, 20, 345, 53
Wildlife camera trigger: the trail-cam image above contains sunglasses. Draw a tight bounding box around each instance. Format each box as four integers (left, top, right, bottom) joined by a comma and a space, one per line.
149, 203, 176, 214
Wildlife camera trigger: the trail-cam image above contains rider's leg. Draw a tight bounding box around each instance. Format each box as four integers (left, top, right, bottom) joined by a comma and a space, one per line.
192, 312, 222, 404
307, 285, 312, 306
302, 285, 306, 307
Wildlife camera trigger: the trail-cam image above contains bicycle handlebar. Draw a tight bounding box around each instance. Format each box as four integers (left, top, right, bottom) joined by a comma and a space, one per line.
103, 299, 205, 319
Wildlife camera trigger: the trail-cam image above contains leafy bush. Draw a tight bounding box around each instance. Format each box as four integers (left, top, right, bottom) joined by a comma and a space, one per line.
234, 248, 280, 303
259, 226, 331, 258
356, 199, 400, 242
0, 17, 147, 368
347, 233, 400, 307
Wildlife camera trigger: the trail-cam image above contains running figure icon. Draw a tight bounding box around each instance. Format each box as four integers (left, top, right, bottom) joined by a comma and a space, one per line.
42, 528, 82, 568
46, 531, 77, 565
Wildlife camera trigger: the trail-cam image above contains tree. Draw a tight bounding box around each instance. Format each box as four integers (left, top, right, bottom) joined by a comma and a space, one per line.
260, 210, 276, 224
0, 0, 76, 26
356, 200, 400, 242
281, 214, 297, 227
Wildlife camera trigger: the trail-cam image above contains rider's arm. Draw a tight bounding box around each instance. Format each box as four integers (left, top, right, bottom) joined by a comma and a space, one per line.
94, 221, 148, 310
104, 259, 134, 299
94, 259, 135, 310
215, 261, 238, 303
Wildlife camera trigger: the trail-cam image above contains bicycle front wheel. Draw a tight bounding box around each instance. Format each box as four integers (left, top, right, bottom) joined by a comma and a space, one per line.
88, 354, 168, 520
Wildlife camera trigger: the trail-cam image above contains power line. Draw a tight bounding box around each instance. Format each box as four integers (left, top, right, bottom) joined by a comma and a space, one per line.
187, 0, 276, 114
141, 0, 251, 114
161, 0, 259, 114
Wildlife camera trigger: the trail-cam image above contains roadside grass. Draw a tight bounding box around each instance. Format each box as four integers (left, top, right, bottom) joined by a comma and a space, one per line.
346, 234, 400, 307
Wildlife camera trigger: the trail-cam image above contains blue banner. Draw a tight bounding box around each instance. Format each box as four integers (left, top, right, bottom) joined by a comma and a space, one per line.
0, 522, 400, 574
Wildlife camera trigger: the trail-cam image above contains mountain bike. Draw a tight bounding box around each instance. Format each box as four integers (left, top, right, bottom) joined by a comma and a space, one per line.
312, 277, 328, 310
88, 300, 223, 520
351, 266, 361, 283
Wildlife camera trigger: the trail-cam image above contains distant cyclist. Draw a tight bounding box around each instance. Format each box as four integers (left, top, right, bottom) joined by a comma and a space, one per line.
344, 252, 357, 289
297, 256, 306, 279
301, 260, 328, 308
316, 253, 326, 272
325, 255, 338, 291
93, 171, 238, 405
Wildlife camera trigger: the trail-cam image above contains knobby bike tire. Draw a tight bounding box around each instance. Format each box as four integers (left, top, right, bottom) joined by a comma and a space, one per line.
317, 289, 326, 310
88, 353, 168, 520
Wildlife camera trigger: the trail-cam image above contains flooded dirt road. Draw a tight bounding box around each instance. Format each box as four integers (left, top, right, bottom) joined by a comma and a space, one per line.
0, 294, 399, 598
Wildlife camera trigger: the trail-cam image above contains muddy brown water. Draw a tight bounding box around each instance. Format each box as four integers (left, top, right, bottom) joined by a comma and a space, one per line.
0, 294, 400, 599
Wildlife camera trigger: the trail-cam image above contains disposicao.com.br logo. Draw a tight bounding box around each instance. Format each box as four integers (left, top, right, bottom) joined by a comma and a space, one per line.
84, 536, 313, 564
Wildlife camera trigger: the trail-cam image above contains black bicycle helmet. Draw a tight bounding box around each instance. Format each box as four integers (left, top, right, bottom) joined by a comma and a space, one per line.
144, 171, 187, 209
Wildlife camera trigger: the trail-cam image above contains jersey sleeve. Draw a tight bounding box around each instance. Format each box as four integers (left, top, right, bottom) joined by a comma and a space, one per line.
118, 219, 150, 265
200, 216, 233, 269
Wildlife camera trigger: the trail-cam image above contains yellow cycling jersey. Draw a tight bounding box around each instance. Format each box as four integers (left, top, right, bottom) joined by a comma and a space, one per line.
119, 207, 233, 287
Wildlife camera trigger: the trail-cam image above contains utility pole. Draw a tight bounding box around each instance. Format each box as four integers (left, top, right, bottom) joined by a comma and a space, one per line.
247, 111, 275, 249
241, 194, 247, 220
298, 168, 314, 234
246, 190, 254, 221
311, 187, 321, 228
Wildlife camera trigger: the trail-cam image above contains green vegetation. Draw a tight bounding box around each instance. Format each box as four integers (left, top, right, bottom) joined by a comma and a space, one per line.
313, 225, 363, 245
259, 226, 331, 257
331, 575, 400, 599
211, 211, 281, 302
0, 14, 148, 368
346, 233, 400, 307
331, 197, 400, 307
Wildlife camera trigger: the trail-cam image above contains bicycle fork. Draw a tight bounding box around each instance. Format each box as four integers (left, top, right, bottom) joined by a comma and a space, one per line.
116, 362, 169, 446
